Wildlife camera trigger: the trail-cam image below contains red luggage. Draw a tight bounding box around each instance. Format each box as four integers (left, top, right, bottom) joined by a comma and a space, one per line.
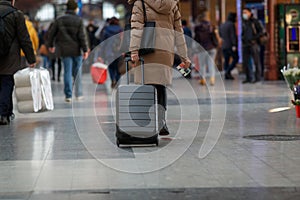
91, 62, 108, 84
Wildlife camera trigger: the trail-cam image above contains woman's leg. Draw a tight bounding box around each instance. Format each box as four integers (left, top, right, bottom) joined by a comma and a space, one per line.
198, 52, 208, 85
208, 49, 217, 85
151, 84, 168, 135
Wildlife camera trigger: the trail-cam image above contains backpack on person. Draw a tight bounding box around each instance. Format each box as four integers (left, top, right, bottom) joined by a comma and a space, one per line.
0, 7, 16, 57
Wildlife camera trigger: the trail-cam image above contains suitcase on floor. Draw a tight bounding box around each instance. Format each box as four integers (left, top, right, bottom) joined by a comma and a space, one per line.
115, 57, 159, 147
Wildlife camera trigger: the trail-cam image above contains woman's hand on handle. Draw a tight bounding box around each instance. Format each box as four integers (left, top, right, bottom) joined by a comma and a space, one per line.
181, 58, 191, 69
131, 51, 139, 67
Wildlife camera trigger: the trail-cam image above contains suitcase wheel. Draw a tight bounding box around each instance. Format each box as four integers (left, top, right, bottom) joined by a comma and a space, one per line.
116, 139, 120, 147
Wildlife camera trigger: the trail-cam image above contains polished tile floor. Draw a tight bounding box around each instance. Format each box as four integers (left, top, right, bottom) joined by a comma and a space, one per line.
1, 71, 300, 200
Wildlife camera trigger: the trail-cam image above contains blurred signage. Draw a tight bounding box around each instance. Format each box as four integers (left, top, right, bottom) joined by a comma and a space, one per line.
286, 5, 300, 25
264, 0, 268, 24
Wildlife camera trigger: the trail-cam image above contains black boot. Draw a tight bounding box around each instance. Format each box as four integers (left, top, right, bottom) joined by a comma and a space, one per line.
159, 123, 170, 136
155, 85, 169, 136
158, 110, 169, 136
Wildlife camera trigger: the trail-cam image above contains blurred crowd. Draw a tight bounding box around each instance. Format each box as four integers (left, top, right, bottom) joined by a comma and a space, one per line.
0, 0, 267, 125
20, 6, 267, 88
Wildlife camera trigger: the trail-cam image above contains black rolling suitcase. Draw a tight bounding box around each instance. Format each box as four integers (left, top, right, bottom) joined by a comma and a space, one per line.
116, 57, 159, 147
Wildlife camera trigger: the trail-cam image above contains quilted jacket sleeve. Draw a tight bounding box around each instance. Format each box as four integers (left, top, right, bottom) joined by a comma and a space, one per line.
173, 5, 188, 61
129, 0, 144, 52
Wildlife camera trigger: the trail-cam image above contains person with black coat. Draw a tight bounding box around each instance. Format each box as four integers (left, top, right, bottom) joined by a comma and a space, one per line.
0, 0, 36, 125
194, 11, 217, 86
47, 0, 89, 102
219, 12, 238, 80
86, 20, 99, 50
242, 8, 263, 84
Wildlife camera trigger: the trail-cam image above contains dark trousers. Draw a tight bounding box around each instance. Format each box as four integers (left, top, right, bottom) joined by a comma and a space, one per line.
243, 44, 261, 82
50, 58, 62, 80
0, 75, 14, 117
108, 57, 121, 83
151, 84, 167, 129
223, 48, 239, 74
151, 84, 167, 111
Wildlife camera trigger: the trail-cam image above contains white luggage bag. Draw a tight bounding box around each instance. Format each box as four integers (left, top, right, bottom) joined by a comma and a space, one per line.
14, 68, 54, 113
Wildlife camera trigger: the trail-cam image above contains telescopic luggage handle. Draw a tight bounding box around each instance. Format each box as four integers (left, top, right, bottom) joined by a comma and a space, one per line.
125, 57, 145, 85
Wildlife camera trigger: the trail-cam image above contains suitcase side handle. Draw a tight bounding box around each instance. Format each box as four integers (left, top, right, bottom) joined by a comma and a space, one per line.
125, 57, 145, 85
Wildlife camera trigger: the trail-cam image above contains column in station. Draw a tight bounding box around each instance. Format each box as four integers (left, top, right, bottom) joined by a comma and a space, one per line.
265, 0, 278, 80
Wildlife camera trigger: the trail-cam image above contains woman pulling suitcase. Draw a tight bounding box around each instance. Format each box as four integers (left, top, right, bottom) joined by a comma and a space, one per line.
129, 0, 191, 136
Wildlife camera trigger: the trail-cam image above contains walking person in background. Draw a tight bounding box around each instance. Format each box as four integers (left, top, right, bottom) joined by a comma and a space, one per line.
20, 15, 39, 67
49, 57, 62, 82
194, 11, 218, 86
86, 20, 99, 50
242, 8, 263, 84
38, 25, 49, 68
101, 16, 123, 88
219, 12, 238, 80
129, 0, 191, 135
45, 22, 62, 81
182, 19, 192, 49
0, 0, 36, 125
258, 20, 267, 79
95, 18, 111, 43
47, 0, 89, 102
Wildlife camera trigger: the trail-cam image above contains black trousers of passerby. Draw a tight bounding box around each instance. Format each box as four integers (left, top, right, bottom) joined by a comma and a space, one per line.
108, 57, 121, 84
243, 43, 261, 82
223, 48, 239, 74
50, 58, 62, 81
0, 75, 14, 117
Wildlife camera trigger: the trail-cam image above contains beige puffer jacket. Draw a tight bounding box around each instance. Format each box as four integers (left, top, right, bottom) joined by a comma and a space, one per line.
128, 0, 188, 85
